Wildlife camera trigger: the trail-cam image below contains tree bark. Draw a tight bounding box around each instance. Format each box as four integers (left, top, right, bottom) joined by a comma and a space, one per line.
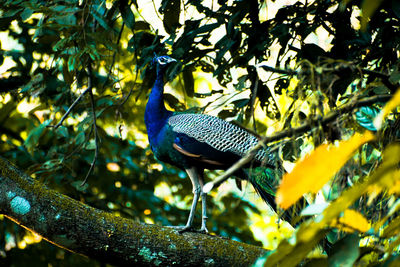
0, 156, 267, 266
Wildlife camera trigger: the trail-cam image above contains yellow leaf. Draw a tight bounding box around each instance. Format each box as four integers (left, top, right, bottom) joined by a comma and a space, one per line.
276, 131, 375, 209
367, 144, 400, 195
332, 209, 371, 233
388, 172, 400, 194
382, 215, 400, 238
373, 87, 400, 130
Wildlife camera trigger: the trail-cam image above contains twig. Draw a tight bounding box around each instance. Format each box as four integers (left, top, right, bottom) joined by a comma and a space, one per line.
203, 94, 393, 193
81, 65, 98, 186
47, 64, 97, 186
249, 66, 259, 132
64, 124, 94, 160
360, 69, 397, 93
257, 64, 298, 75
257, 63, 392, 84
118, 35, 139, 107
48, 86, 92, 129
102, 22, 125, 91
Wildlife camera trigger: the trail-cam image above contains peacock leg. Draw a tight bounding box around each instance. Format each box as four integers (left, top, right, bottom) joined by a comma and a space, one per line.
167, 167, 208, 233
176, 167, 204, 233
199, 176, 208, 233
183, 167, 201, 230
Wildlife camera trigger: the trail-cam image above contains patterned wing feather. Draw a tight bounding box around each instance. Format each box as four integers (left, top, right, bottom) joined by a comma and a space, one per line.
168, 113, 274, 165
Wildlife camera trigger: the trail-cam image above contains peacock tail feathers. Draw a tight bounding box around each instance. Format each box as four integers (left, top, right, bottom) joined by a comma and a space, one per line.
248, 167, 282, 195
246, 167, 281, 210
248, 166, 307, 224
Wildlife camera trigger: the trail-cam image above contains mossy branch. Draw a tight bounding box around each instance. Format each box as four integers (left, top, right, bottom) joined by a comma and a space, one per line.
0, 156, 267, 266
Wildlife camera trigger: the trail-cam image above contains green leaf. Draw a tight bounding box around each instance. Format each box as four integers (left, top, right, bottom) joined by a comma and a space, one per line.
182, 67, 194, 98
162, 0, 181, 34
361, 0, 384, 31
328, 234, 360, 267
53, 37, 70, 52
86, 45, 100, 61
218, 109, 236, 119
42, 159, 63, 170
3, 8, 23, 18
393, 0, 400, 18
75, 132, 86, 146
355, 106, 378, 131
0, 102, 17, 122
67, 54, 77, 72
119, 2, 135, 30
62, 59, 74, 84
91, 9, 112, 31
232, 98, 249, 108
56, 126, 69, 138
20, 73, 44, 93
164, 93, 185, 111
134, 21, 150, 31
85, 140, 96, 150
71, 180, 89, 192
24, 120, 51, 151
190, 22, 219, 35
389, 70, 400, 84
20, 8, 33, 21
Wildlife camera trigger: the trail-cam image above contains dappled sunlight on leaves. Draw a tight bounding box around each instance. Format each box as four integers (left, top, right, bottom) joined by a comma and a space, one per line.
247, 211, 293, 250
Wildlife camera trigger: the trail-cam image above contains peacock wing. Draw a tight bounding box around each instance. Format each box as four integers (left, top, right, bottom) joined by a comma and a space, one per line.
168, 113, 274, 166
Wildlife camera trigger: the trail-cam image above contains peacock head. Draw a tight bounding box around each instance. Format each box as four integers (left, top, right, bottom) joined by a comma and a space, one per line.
152, 55, 177, 70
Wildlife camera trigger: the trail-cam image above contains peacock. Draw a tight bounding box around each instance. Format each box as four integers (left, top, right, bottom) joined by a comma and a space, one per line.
145, 55, 286, 233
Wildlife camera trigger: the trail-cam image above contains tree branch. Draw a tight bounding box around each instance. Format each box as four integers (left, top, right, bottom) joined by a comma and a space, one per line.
257, 63, 393, 90
257, 65, 297, 75
0, 156, 267, 266
204, 94, 392, 192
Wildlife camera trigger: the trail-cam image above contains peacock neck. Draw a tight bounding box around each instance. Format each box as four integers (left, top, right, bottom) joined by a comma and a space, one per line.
145, 67, 172, 141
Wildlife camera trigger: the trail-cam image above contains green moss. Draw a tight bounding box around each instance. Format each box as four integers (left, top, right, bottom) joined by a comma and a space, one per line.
0, 157, 34, 188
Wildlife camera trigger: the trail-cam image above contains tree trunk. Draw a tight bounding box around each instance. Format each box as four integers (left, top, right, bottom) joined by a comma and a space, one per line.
0, 156, 267, 266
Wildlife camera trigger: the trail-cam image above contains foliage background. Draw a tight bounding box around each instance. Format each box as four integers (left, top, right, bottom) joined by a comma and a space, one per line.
0, 0, 399, 265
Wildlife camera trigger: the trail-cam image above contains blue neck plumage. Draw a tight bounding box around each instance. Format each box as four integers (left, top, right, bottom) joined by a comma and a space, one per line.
145, 65, 172, 141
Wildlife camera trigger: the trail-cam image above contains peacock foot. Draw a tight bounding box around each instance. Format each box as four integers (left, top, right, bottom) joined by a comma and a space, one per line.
199, 224, 209, 234
166, 225, 208, 234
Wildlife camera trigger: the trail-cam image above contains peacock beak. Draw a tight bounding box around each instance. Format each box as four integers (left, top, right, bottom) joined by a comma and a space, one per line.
168, 57, 177, 64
